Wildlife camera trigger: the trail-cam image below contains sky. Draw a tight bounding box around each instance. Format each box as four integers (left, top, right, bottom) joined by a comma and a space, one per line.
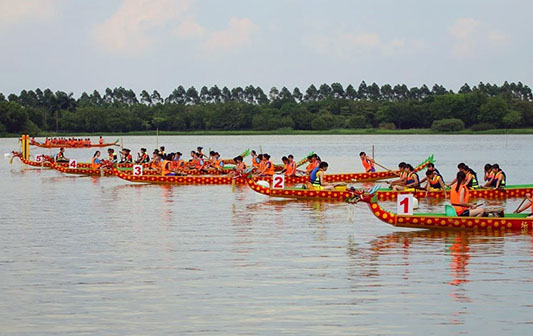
0, 0, 532, 97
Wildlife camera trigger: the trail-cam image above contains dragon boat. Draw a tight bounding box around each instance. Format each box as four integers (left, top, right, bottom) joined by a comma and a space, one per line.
374, 185, 533, 200
357, 192, 533, 231
30, 139, 119, 148
115, 155, 433, 186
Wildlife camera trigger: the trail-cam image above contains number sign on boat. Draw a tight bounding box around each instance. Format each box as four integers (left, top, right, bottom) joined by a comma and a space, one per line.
272, 174, 285, 189
69, 159, 77, 169
133, 165, 143, 176
397, 194, 414, 215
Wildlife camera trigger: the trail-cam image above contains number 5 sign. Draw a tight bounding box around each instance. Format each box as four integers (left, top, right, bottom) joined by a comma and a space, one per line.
397, 194, 413, 215
272, 174, 285, 189
132, 165, 143, 176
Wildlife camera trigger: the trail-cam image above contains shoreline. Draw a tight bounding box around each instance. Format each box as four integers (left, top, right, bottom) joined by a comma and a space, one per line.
2, 128, 533, 138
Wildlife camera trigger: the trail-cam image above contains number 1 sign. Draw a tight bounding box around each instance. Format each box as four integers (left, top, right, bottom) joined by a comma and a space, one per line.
397, 194, 414, 215
272, 174, 285, 189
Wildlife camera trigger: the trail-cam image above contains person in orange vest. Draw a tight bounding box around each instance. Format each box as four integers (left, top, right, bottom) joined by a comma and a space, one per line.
212, 152, 224, 172
250, 150, 261, 171
359, 152, 375, 172
280, 155, 297, 176
256, 154, 275, 176
91, 151, 103, 170
149, 152, 161, 170
159, 153, 174, 176
305, 154, 320, 175
99, 136, 104, 145
450, 171, 485, 217
514, 193, 533, 218
136, 148, 149, 164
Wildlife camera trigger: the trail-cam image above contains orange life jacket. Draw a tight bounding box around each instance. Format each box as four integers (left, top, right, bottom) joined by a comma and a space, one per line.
91, 157, 100, 170
450, 184, 470, 215
361, 157, 374, 172
306, 161, 317, 174
264, 160, 275, 175
99, 138, 104, 144
252, 156, 260, 168
285, 161, 296, 176
160, 160, 171, 175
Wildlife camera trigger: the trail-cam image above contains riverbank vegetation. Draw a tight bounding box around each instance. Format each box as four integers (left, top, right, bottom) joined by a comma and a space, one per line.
1, 82, 532, 136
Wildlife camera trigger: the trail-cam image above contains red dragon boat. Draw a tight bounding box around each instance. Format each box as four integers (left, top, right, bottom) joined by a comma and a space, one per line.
357, 192, 533, 231
30, 139, 119, 148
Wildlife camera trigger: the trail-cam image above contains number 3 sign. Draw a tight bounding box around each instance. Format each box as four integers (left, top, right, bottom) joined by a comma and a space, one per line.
397, 194, 413, 215
132, 165, 143, 176
272, 174, 285, 189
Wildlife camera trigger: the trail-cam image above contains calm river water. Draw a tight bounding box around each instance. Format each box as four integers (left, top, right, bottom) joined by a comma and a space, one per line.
2, 135, 533, 335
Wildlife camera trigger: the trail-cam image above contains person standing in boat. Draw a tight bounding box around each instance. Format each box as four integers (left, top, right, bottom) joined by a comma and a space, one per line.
55, 147, 69, 163
99, 136, 104, 145
359, 152, 375, 172
450, 171, 485, 217
513, 193, 533, 218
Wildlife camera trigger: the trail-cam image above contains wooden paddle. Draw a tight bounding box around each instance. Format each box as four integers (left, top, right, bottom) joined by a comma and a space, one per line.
513, 197, 527, 213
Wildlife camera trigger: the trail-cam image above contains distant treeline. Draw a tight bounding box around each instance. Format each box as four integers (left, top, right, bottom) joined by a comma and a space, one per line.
1, 81, 532, 135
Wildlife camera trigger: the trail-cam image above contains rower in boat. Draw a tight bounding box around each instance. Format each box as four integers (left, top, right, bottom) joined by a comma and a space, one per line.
91, 151, 103, 170
280, 155, 297, 177
483, 164, 493, 183
387, 162, 407, 188
197, 147, 208, 159
392, 164, 420, 191
99, 136, 104, 145
419, 162, 443, 185
107, 148, 118, 163
513, 193, 533, 218
149, 152, 161, 171
305, 154, 320, 175
159, 146, 166, 156
450, 171, 485, 217
229, 155, 247, 177
251, 150, 261, 170
256, 154, 275, 176
120, 148, 133, 163
55, 147, 69, 163
135, 148, 149, 164
308, 162, 343, 190
424, 169, 447, 198
484, 164, 506, 188
359, 152, 375, 172
212, 152, 225, 172
159, 154, 175, 176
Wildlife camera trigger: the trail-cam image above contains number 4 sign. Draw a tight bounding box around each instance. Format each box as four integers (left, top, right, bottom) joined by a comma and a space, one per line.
133, 165, 143, 176
69, 159, 77, 169
272, 174, 285, 189
397, 194, 414, 215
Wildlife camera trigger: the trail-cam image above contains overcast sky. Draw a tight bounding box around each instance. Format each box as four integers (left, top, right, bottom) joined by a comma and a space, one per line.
0, 0, 531, 97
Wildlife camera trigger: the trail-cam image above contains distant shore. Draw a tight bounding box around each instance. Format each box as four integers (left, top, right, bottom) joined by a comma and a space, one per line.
3, 128, 533, 138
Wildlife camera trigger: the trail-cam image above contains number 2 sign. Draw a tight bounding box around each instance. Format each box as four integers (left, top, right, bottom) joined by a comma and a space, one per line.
69, 159, 77, 169
133, 165, 143, 176
397, 194, 413, 215
272, 174, 285, 189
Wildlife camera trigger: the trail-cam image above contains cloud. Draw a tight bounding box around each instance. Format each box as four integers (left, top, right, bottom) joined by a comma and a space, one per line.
303, 31, 425, 58
0, 0, 57, 28
92, 0, 192, 55
203, 17, 258, 52
175, 18, 205, 38
449, 17, 506, 59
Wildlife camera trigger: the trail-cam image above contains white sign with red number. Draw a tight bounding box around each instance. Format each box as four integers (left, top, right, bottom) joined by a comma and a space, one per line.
133, 165, 143, 176
69, 159, 77, 169
35, 155, 42, 162
397, 194, 413, 215
272, 174, 285, 189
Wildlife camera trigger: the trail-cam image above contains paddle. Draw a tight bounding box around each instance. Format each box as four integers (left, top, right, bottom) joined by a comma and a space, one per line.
513, 197, 528, 213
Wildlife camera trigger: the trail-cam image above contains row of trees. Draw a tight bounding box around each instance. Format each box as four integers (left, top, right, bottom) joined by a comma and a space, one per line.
1, 82, 532, 134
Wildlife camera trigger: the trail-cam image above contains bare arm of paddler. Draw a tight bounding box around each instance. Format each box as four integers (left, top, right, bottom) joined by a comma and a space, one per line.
514, 193, 533, 215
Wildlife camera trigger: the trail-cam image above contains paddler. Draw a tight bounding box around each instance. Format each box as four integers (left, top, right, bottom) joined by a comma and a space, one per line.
309, 162, 343, 190
212, 152, 224, 172
392, 164, 420, 191
159, 153, 175, 176
135, 148, 149, 164
387, 162, 407, 188
99, 136, 104, 145
484, 164, 506, 188
450, 171, 485, 217
55, 147, 69, 162
229, 155, 247, 177
483, 164, 493, 183
91, 151, 103, 170
280, 155, 297, 177
107, 148, 118, 163
305, 154, 319, 175
197, 146, 207, 159
513, 193, 533, 218
149, 152, 161, 170
424, 169, 447, 198
251, 150, 261, 170
256, 154, 275, 176
359, 152, 375, 172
